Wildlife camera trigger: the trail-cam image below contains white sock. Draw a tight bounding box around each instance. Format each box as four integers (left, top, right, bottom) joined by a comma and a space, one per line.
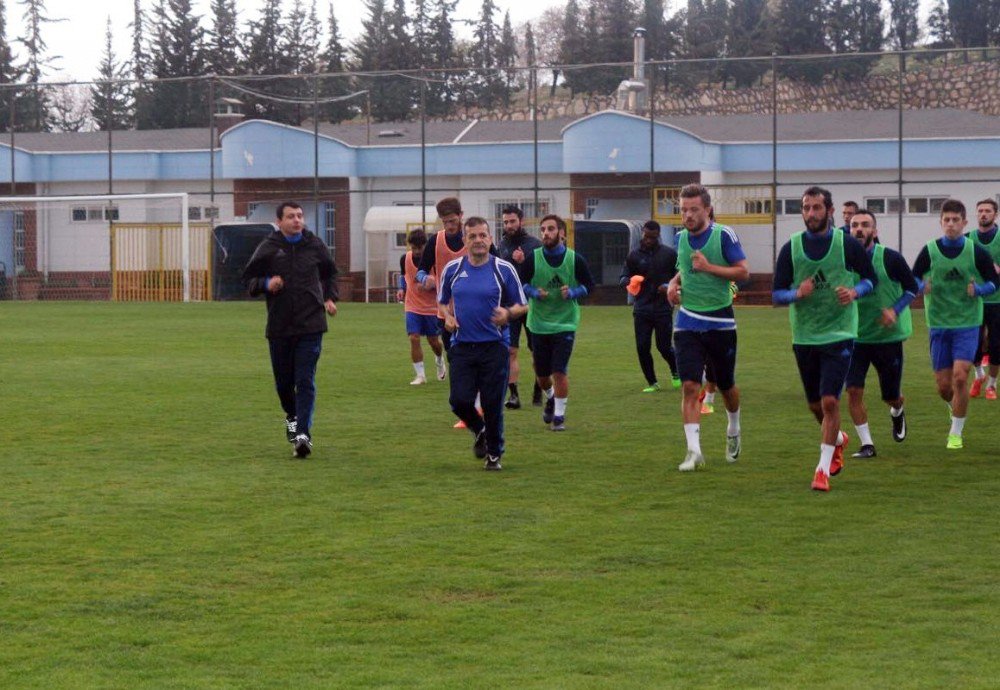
475, 392, 481, 409
975, 365, 985, 379
890, 405, 903, 417
835, 430, 846, 447
684, 423, 702, 454
554, 397, 567, 416
950, 416, 966, 436
989, 376, 997, 388
413, 361, 425, 377
855, 422, 873, 446
704, 391, 716, 404
726, 408, 740, 435
544, 386, 554, 400
435, 353, 444, 365
817, 443, 835, 475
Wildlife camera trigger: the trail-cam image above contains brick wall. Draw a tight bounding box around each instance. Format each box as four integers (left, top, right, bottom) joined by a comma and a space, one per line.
569, 172, 699, 216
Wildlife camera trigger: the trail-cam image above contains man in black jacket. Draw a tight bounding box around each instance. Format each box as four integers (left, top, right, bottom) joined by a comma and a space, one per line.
620, 220, 679, 392
242, 201, 338, 458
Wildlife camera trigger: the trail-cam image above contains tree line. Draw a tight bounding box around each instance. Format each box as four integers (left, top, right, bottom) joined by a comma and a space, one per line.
0, 0, 997, 132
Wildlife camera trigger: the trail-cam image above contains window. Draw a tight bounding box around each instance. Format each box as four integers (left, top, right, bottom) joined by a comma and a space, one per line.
188, 206, 202, 221
865, 196, 947, 216
247, 202, 260, 218
13, 211, 25, 273
782, 198, 802, 215
394, 232, 408, 248
71, 205, 119, 222
491, 198, 552, 235
324, 203, 336, 251
585, 197, 599, 220
743, 199, 773, 215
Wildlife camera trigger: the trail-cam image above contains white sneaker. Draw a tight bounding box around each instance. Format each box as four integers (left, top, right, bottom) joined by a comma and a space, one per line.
726, 434, 741, 462
436, 360, 447, 380
678, 449, 705, 471
410, 375, 426, 386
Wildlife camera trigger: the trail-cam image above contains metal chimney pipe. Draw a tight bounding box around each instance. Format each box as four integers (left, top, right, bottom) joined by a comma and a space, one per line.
632, 27, 647, 112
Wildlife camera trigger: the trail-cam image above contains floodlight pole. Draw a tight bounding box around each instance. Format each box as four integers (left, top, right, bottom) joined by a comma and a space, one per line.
181, 193, 191, 302
897, 52, 904, 254
771, 53, 778, 271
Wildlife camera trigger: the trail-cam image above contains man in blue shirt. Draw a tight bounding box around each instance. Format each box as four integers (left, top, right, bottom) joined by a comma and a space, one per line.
969, 198, 1000, 399
438, 217, 528, 470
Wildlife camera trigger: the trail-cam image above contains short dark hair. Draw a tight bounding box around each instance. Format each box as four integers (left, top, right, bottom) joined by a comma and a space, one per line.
941, 198, 966, 219
843, 200, 860, 211
802, 186, 833, 210
539, 213, 567, 233
407, 228, 427, 247
436, 196, 462, 218
501, 205, 523, 220
464, 216, 490, 230
852, 208, 876, 227
276, 201, 302, 220
643, 220, 661, 234
976, 198, 998, 212
679, 183, 711, 207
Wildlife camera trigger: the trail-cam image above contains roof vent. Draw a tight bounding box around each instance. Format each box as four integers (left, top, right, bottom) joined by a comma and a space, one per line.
377, 129, 405, 138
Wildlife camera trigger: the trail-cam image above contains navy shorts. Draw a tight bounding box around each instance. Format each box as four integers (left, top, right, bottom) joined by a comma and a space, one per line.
929, 326, 979, 370
793, 339, 854, 403
980, 303, 1000, 361
846, 341, 904, 401
532, 331, 575, 376
405, 312, 441, 336
673, 329, 737, 391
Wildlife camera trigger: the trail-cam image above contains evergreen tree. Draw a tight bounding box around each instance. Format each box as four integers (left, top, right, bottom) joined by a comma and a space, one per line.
425, 0, 457, 117
206, 0, 241, 76
413, 0, 432, 57
579, 1, 601, 93
496, 11, 518, 104
92, 17, 133, 130
17, 0, 62, 131
827, 0, 883, 80
593, 0, 638, 94
148, 0, 207, 128
559, 0, 586, 94
725, 0, 770, 87
320, 2, 354, 122
679, 0, 727, 85
282, 0, 316, 121
352, 0, 398, 121
523, 19, 536, 95
468, 0, 504, 109
132, 0, 155, 129
0, 0, 23, 132
888, 0, 920, 52
946, 0, 993, 51
381, 0, 418, 119
243, 0, 296, 122
773, 0, 830, 83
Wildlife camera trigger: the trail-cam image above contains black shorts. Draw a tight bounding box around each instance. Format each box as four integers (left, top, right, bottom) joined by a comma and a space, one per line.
673, 329, 738, 391
981, 303, 1000, 361
793, 339, 855, 403
532, 331, 576, 377
845, 341, 904, 401
508, 317, 531, 350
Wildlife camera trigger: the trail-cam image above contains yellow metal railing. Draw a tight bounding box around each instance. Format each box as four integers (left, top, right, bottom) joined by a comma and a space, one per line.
653, 185, 776, 227
111, 223, 213, 302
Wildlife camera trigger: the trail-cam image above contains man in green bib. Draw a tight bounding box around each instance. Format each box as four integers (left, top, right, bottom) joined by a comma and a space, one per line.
968, 199, 1000, 399
520, 214, 595, 431
844, 209, 919, 459
772, 186, 878, 492
911, 199, 999, 450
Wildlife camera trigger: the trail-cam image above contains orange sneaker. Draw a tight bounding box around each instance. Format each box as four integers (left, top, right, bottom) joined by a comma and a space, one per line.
830, 430, 848, 476
970, 376, 985, 398
986, 386, 998, 400
453, 419, 467, 429
811, 469, 830, 492
982, 355, 990, 366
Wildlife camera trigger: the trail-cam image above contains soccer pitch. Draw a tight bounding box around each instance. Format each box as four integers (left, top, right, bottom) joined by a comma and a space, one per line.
2, 302, 997, 687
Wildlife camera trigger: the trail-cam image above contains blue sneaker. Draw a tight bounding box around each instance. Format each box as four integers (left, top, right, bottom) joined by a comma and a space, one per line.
551, 416, 566, 431
542, 397, 555, 424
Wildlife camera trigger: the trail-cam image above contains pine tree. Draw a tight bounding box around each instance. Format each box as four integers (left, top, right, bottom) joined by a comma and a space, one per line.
320, 2, 354, 122
243, 0, 296, 122
0, 0, 22, 132
148, 0, 208, 128
206, 0, 241, 76
773, 0, 830, 83
92, 17, 133, 130
496, 11, 518, 104
946, 0, 992, 51
827, 0, 883, 81
468, 0, 504, 109
593, 0, 638, 94
725, 0, 770, 87
424, 0, 457, 117
132, 0, 155, 129
352, 0, 395, 120
888, 0, 920, 52
17, 0, 63, 131
559, 0, 586, 94
381, 0, 418, 119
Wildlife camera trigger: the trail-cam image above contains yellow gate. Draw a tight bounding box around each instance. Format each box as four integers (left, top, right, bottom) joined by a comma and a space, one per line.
653, 185, 776, 227
111, 223, 213, 302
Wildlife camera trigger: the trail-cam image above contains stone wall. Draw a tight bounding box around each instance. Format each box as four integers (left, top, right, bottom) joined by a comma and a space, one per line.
455, 59, 1000, 121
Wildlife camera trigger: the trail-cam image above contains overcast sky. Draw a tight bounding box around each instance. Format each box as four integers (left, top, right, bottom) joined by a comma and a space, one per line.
20, 0, 935, 82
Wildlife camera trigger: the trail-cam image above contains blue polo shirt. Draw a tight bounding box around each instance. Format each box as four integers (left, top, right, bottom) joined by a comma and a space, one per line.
438, 256, 527, 345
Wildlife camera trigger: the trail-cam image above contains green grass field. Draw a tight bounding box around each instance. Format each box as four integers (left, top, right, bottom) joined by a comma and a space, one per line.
2, 302, 998, 688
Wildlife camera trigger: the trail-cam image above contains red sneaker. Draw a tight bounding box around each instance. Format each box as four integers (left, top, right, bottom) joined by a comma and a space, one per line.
453, 419, 467, 429
982, 355, 990, 366
986, 386, 998, 401
811, 469, 830, 492
970, 376, 984, 398
830, 430, 848, 476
